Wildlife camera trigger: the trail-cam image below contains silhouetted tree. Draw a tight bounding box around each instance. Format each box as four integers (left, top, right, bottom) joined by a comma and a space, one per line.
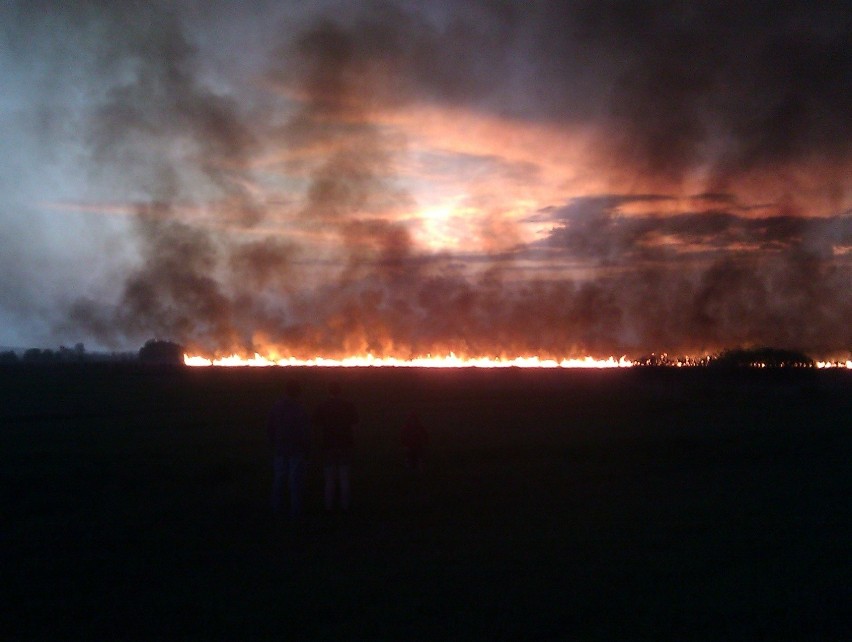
0, 350, 19, 364
139, 340, 185, 365
22, 348, 43, 363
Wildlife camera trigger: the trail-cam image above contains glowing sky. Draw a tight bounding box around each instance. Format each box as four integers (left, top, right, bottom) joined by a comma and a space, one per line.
1, 1, 850, 358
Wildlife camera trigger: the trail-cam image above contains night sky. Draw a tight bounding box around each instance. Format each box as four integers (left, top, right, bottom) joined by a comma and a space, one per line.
1, 1, 850, 359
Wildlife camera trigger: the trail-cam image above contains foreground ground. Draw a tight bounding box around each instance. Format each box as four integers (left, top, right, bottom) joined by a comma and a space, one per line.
3, 365, 850, 640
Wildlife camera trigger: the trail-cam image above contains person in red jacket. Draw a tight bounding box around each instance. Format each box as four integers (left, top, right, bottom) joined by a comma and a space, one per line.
313, 382, 359, 512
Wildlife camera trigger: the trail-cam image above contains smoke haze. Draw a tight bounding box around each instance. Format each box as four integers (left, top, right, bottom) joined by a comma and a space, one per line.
1, 1, 850, 358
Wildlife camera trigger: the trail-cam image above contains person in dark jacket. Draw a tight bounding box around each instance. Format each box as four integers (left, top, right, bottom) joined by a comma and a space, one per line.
268, 379, 309, 518
313, 381, 359, 512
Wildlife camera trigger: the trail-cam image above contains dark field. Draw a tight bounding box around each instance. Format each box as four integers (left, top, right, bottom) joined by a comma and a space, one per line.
3, 365, 850, 640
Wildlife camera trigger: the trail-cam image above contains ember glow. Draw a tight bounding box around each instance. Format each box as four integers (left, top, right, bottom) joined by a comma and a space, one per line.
184, 353, 633, 368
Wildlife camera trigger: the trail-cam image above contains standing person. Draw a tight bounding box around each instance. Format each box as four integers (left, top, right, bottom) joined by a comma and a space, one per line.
313, 381, 359, 513
268, 379, 309, 519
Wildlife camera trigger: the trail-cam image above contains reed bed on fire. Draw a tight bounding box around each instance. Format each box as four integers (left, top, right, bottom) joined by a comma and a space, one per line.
3, 364, 850, 639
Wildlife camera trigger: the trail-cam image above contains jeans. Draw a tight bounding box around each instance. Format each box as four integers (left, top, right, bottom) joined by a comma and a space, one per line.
271, 454, 305, 517
324, 463, 351, 511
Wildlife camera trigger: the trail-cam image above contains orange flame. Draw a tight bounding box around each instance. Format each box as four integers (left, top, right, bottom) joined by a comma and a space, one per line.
817, 360, 852, 369
184, 353, 634, 368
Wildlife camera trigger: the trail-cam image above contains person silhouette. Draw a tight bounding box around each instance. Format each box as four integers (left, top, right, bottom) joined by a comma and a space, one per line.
313, 382, 359, 513
268, 379, 309, 519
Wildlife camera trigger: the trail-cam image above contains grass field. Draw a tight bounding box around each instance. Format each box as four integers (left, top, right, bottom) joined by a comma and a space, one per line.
3, 365, 850, 640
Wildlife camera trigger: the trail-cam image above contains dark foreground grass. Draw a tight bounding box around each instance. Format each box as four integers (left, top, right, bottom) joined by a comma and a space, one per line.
3, 365, 850, 640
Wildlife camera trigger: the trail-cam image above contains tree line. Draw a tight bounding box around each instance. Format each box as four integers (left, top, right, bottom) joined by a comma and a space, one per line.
0, 340, 185, 366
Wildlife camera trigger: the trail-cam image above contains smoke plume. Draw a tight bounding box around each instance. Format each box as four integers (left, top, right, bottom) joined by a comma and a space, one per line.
4, 1, 849, 358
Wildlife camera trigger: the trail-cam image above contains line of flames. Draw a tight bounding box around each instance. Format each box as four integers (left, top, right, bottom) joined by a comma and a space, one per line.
817, 360, 852, 369
184, 353, 852, 368
184, 353, 635, 368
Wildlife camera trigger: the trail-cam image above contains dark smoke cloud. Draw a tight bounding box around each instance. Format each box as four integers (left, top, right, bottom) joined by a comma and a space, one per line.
9, 1, 261, 351
271, 14, 418, 280
535, 196, 852, 262
518, 196, 852, 355
502, 1, 852, 186
5, 1, 848, 358
263, 1, 852, 206
65, 208, 231, 350
304, 1, 851, 199
85, 4, 260, 221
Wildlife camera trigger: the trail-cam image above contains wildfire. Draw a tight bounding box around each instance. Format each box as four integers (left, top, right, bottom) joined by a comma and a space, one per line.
183, 352, 852, 369
817, 360, 852, 369
184, 353, 634, 368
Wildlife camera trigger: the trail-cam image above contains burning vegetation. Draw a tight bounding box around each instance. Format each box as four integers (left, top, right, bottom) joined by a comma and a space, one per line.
181, 347, 851, 369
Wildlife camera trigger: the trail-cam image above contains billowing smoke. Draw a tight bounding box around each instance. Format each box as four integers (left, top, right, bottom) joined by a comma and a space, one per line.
5, 1, 850, 358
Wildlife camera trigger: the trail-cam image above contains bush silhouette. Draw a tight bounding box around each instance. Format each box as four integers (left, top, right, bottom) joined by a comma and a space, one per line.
139, 340, 185, 365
